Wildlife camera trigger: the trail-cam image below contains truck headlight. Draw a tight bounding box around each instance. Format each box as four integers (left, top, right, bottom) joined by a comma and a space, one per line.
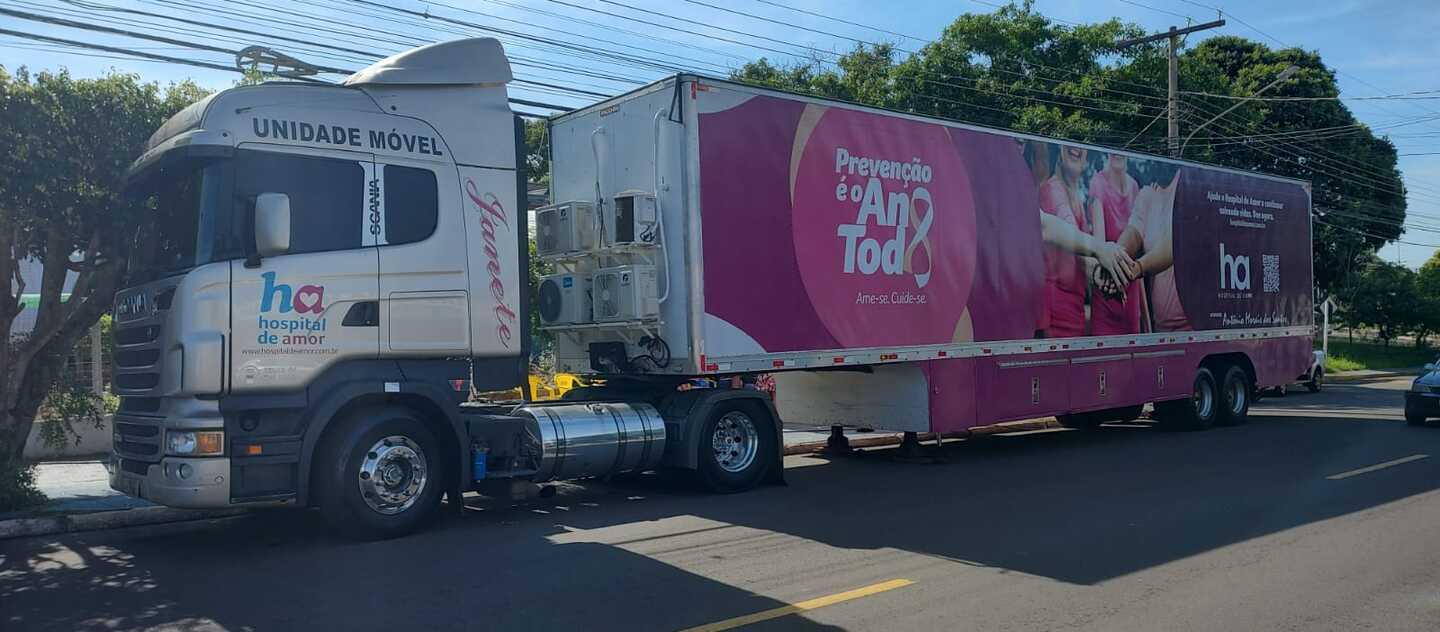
167, 430, 224, 456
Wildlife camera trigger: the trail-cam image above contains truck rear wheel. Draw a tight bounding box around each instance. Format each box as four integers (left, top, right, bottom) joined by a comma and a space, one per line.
317, 407, 444, 540
1156, 367, 1219, 431
697, 403, 774, 493
1217, 366, 1252, 426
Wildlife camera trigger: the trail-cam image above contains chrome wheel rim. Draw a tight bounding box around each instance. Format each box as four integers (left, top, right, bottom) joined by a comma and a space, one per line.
1226, 378, 1246, 416
712, 412, 759, 474
358, 435, 428, 515
1193, 378, 1215, 420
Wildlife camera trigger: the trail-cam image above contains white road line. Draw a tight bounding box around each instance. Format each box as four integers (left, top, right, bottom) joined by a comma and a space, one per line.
1326, 454, 1430, 480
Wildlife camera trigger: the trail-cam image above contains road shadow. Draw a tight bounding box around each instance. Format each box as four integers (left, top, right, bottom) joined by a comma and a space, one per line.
0, 502, 845, 632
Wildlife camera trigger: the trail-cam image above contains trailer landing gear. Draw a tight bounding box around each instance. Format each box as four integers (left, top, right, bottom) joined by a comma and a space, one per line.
888, 431, 943, 464
824, 425, 852, 454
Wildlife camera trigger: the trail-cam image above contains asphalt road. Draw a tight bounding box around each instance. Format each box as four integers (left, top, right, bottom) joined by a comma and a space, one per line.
5, 375, 1440, 632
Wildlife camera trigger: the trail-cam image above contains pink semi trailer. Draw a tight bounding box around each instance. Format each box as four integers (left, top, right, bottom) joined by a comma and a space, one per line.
112, 39, 1311, 538
546, 73, 1313, 438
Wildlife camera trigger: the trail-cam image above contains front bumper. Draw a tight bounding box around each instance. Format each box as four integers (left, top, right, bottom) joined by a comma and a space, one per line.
1404, 391, 1440, 418
108, 455, 232, 509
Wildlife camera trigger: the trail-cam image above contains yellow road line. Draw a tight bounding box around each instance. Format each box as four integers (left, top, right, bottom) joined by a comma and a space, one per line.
679, 579, 915, 632
1327, 454, 1430, 480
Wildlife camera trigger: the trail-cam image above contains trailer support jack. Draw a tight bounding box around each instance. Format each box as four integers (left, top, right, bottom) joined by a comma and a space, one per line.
825, 425, 852, 454
896, 431, 925, 460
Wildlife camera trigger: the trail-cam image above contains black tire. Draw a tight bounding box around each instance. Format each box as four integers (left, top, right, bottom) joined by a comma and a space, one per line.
1156, 367, 1220, 431
316, 407, 445, 540
1217, 366, 1252, 426
1307, 368, 1323, 393
696, 403, 774, 493
1406, 410, 1428, 426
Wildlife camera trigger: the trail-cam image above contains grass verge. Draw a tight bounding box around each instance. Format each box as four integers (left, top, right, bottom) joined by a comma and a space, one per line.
1322, 340, 1433, 372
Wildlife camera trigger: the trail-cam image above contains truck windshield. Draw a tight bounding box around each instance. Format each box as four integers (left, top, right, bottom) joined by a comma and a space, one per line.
149, 159, 235, 275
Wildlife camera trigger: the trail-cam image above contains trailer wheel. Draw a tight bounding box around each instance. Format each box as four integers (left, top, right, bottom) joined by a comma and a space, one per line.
1217, 366, 1252, 426
1157, 367, 1219, 431
696, 403, 773, 493
317, 407, 443, 540
1307, 368, 1324, 393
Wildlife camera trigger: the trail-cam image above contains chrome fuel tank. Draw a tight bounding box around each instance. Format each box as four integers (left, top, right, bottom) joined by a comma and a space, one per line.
516, 402, 666, 482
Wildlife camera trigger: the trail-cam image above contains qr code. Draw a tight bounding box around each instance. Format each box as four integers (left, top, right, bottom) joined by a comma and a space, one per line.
1262, 254, 1280, 293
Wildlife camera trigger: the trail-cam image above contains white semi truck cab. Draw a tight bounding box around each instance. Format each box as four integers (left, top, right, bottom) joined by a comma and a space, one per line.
109, 39, 780, 538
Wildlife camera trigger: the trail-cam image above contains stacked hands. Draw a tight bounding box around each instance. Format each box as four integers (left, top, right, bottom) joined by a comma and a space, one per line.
1091, 242, 1140, 302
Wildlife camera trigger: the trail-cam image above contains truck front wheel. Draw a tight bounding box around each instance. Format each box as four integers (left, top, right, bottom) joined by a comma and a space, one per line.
317, 408, 444, 540
697, 403, 774, 493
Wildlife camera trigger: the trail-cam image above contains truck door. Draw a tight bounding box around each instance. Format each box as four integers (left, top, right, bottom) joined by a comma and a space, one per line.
457, 163, 524, 392
374, 159, 472, 357
229, 146, 380, 392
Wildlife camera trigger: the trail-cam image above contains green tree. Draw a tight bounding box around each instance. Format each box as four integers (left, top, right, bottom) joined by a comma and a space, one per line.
0, 67, 207, 507
524, 118, 550, 185
1343, 260, 1417, 346
730, 1, 1406, 294
1414, 251, 1440, 347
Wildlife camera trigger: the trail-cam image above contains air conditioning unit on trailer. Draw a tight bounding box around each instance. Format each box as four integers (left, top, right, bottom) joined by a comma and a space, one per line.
537, 273, 592, 325
592, 264, 658, 322
604, 191, 658, 247
535, 201, 596, 256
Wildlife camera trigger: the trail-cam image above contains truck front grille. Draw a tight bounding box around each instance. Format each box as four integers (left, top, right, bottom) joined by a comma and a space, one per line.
113, 415, 164, 462
112, 280, 177, 398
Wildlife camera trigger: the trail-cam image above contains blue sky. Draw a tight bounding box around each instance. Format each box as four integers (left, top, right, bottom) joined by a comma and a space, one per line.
2, 0, 1437, 266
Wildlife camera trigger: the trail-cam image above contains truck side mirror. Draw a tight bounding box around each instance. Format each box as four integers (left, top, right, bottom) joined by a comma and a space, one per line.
254, 192, 291, 258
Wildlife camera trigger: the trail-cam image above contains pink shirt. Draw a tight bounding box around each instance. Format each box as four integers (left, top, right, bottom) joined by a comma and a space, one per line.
1089, 170, 1142, 335
1038, 177, 1088, 337
1129, 184, 1191, 332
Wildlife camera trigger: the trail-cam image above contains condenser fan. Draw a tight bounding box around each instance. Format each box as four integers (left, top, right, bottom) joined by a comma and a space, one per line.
538, 278, 564, 323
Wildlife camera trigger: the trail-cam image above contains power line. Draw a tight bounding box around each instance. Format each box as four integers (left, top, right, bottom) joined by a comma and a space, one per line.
0, 23, 583, 110
749, 0, 928, 45
1116, 0, 1194, 22
1182, 89, 1440, 102
541, 0, 822, 60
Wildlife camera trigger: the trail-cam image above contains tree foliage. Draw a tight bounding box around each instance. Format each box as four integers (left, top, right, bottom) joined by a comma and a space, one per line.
731, 1, 1406, 294
0, 66, 207, 499
1340, 259, 1418, 346
524, 118, 550, 185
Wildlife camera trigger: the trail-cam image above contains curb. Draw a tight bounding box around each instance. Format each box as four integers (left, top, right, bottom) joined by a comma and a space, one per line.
1328, 369, 1418, 384
783, 418, 1056, 456
0, 506, 247, 540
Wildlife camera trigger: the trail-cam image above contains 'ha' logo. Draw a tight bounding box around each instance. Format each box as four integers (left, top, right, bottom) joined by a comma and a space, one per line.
260, 272, 325, 314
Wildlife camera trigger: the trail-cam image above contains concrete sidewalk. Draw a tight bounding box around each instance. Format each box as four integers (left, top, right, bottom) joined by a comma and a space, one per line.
1, 460, 242, 539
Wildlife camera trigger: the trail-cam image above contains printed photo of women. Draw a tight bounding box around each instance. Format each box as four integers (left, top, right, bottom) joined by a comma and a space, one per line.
1088, 152, 1142, 335
1115, 162, 1191, 332
1026, 142, 1139, 338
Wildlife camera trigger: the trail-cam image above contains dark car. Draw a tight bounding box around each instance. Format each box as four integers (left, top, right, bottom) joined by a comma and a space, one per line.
1404, 360, 1440, 425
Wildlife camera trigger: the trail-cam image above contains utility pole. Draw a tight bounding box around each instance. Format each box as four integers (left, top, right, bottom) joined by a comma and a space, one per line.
1117, 19, 1225, 157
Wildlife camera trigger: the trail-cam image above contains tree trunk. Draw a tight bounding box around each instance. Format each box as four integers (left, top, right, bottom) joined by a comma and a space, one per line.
0, 260, 122, 462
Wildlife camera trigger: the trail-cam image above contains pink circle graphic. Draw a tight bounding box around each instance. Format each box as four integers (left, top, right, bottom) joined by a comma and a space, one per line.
791, 108, 977, 347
